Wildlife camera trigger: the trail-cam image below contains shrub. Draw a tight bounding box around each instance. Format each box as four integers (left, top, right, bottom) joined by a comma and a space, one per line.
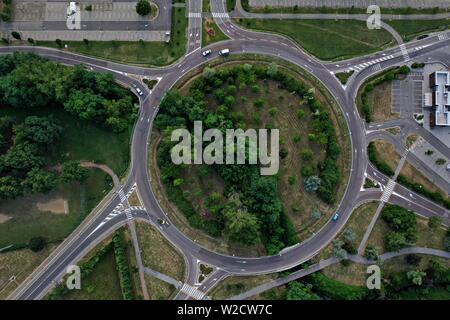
28, 236, 46, 252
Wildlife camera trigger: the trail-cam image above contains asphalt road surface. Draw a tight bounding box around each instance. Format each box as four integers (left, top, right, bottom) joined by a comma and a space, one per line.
2, 3, 449, 300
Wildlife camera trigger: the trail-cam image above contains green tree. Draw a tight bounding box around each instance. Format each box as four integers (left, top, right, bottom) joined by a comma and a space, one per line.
202, 67, 216, 79
11, 31, 20, 40
332, 239, 347, 259
300, 149, 313, 161
364, 245, 378, 261
223, 205, 259, 245
0, 176, 22, 199
342, 229, 356, 243
266, 62, 278, 78
25, 168, 57, 193
428, 216, 442, 229
13, 116, 62, 146
304, 175, 321, 192
59, 161, 90, 183
136, 0, 151, 16
311, 209, 321, 221
1, 143, 43, 170
407, 270, 426, 286
286, 281, 320, 300
385, 231, 407, 251
29, 236, 46, 252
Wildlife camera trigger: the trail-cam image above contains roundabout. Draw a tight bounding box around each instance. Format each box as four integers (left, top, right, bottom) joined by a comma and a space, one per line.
1, 3, 449, 300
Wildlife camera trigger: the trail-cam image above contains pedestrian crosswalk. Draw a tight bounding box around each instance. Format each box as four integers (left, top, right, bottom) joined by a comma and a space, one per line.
124, 208, 133, 221
438, 33, 448, 41
349, 55, 394, 73
118, 189, 127, 202
129, 206, 145, 211
399, 44, 410, 62
126, 184, 137, 198
381, 179, 396, 203
181, 284, 206, 300
103, 203, 123, 222
188, 12, 202, 18
212, 12, 229, 18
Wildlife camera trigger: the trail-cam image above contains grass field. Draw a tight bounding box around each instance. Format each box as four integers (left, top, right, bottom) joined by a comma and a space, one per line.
61, 248, 123, 300
399, 160, 448, 197
135, 221, 185, 281
366, 81, 399, 121
373, 139, 401, 171
234, 19, 394, 60
0, 106, 131, 248
145, 274, 177, 300
388, 19, 450, 41
367, 213, 447, 254
210, 274, 277, 300
202, 18, 229, 47
38, 7, 187, 66
322, 202, 378, 285
0, 245, 56, 299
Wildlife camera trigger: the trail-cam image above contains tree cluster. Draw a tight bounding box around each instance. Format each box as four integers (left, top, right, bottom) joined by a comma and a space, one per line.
381, 204, 417, 251
0, 115, 91, 200
0, 53, 137, 133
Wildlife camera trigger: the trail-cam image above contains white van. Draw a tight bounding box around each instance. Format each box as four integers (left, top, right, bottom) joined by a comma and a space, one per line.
219, 48, 230, 56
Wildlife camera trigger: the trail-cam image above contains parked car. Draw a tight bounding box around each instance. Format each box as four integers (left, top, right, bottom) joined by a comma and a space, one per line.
331, 213, 340, 221
417, 34, 429, 40
202, 49, 212, 57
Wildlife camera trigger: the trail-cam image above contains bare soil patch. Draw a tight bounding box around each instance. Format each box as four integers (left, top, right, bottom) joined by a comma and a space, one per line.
36, 198, 68, 214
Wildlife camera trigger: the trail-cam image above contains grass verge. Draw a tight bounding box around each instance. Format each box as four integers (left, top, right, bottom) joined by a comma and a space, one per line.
234, 19, 394, 61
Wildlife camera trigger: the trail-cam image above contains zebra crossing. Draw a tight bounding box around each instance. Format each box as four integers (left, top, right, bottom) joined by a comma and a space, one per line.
438, 33, 448, 41
181, 284, 206, 300
126, 184, 137, 198
188, 12, 202, 18
124, 208, 133, 221
349, 55, 394, 73
129, 206, 145, 211
399, 44, 410, 62
381, 179, 396, 203
212, 12, 229, 18
118, 189, 127, 202
104, 203, 124, 222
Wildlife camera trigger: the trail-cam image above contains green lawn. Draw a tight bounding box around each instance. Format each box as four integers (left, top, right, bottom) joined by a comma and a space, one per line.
0, 106, 131, 248
61, 248, 123, 300
202, 18, 229, 47
236, 19, 393, 60
234, 19, 395, 60
387, 19, 450, 41
38, 7, 187, 66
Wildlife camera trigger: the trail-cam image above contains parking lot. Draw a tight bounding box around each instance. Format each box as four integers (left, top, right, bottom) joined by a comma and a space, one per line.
391, 72, 423, 118
0, 0, 172, 41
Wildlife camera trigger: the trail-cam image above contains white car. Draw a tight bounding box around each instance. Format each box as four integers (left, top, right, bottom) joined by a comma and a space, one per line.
447, 163, 450, 172
136, 87, 143, 96
202, 49, 212, 57
219, 48, 230, 56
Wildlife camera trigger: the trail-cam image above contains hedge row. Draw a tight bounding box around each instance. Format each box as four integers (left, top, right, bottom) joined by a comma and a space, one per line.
306, 272, 372, 300
0, 0, 12, 22
367, 142, 395, 177
397, 174, 450, 209
112, 231, 134, 300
